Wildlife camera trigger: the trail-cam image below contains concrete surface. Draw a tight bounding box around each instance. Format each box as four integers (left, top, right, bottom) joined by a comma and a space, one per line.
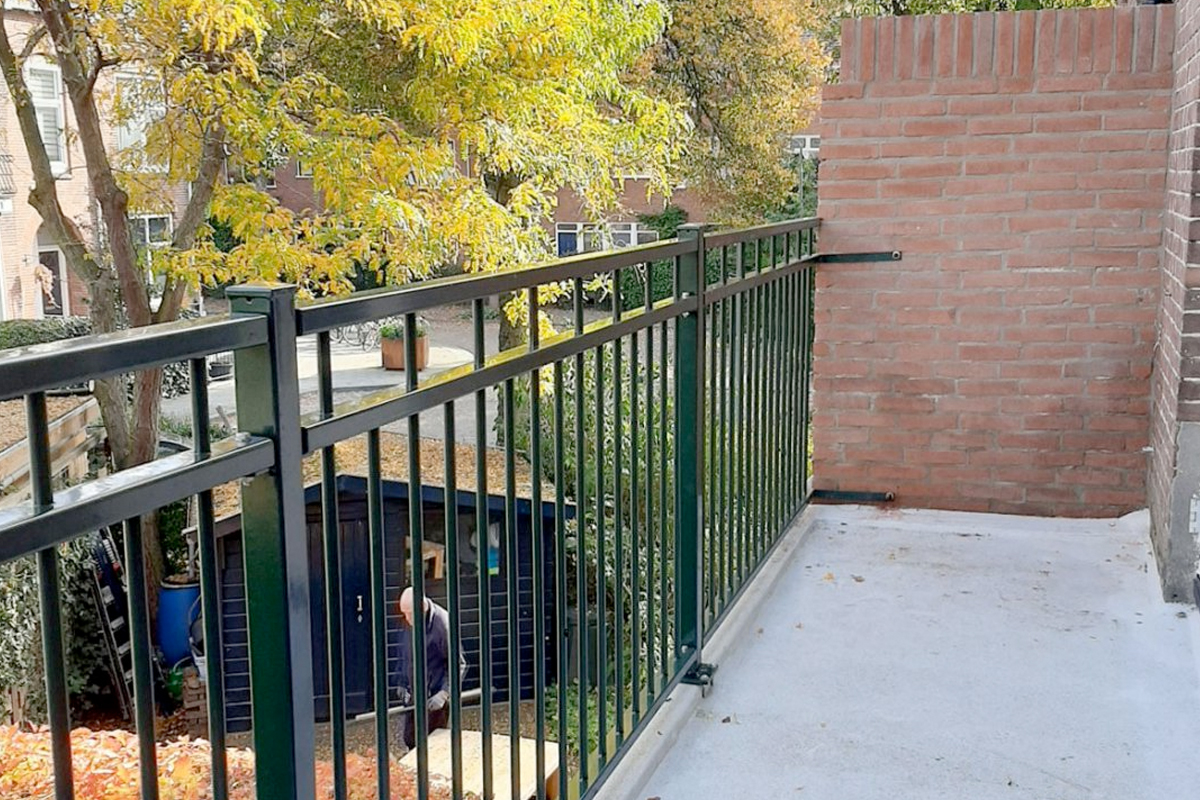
608, 505, 1200, 800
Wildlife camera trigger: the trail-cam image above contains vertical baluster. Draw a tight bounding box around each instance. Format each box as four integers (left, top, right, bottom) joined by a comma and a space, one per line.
123, 514, 159, 800
572, 277, 589, 794
658, 317, 668, 691
443, 407, 464, 800
715, 297, 724, 609
472, 299, 494, 800
366, 429, 390, 800
317, 331, 347, 800
552, 360, 569, 800
629, 315, 641, 725
594, 338, 607, 766
189, 359, 228, 800
700, 284, 710, 623
26, 393, 74, 800
405, 312, 430, 800
736, 243, 748, 590
643, 265, 656, 704
528, 286, 547, 800
611, 273, 625, 747
801, 268, 813, 497
503, 376, 521, 800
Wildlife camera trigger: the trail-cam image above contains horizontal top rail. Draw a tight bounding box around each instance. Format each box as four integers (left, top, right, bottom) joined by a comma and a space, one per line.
302, 297, 692, 452
705, 253, 818, 305
0, 314, 268, 401
704, 217, 819, 249
296, 238, 697, 335
0, 434, 273, 563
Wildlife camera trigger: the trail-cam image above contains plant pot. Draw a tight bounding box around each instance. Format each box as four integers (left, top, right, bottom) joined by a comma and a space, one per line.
382, 336, 429, 371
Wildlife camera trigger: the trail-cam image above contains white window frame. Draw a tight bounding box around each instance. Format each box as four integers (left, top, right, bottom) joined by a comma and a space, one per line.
26, 58, 67, 177
130, 213, 174, 249
295, 159, 313, 178
114, 74, 167, 171
787, 134, 820, 160
36, 247, 69, 317
556, 222, 659, 256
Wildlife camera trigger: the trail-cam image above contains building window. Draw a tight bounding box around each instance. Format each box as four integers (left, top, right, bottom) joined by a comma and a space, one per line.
131, 214, 173, 249
556, 222, 660, 257
27, 61, 66, 176
295, 160, 313, 178
786, 134, 820, 160
36, 248, 68, 316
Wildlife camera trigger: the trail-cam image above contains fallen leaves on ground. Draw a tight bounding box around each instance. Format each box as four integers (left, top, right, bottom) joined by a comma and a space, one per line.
0, 725, 473, 799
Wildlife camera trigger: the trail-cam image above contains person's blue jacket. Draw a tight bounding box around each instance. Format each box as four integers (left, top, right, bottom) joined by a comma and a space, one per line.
393, 598, 467, 702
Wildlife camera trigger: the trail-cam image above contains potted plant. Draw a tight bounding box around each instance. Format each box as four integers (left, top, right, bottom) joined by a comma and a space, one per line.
380, 318, 429, 371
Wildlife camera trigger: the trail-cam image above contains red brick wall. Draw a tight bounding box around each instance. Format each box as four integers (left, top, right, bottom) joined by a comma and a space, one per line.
1149, 0, 1200, 597
814, 7, 1173, 517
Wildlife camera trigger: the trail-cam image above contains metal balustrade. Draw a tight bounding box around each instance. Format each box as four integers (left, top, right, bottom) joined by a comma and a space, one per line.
0, 217, 818, 800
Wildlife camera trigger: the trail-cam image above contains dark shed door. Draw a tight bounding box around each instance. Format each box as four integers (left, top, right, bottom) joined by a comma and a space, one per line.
309, 515, 374, 718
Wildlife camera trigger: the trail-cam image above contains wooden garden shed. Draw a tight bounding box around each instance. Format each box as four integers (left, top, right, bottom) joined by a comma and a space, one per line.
210, 433, 565, 732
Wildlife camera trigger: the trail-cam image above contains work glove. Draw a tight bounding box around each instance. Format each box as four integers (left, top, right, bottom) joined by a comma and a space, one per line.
390, 687, 411, 706
426, 690, 449, 713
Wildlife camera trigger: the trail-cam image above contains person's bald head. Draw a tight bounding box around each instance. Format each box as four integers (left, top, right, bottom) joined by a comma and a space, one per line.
399, 587, 429, 626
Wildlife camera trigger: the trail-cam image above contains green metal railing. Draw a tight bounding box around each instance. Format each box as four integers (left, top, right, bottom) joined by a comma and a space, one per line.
0, 217, 817, 800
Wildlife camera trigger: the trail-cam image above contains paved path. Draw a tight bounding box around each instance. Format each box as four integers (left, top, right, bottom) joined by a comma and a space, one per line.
163, 303, 613, 447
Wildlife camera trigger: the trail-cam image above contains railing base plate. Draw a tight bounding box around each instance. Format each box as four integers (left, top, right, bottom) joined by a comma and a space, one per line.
682, 662, 718, 697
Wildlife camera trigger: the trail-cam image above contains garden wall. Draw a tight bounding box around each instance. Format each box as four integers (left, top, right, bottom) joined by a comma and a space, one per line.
814, 6, 1173, 518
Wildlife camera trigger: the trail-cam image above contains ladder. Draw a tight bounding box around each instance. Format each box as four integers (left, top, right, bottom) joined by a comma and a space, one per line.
90, 531, 134, 720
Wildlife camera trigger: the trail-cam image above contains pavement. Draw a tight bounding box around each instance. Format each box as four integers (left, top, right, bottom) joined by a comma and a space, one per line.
162, 332, 501, 445
162, 304, 609, 447
605, 505, 1200, 800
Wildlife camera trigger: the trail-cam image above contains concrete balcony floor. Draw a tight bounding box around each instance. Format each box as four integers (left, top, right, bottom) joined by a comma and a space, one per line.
608, 506, 1200, 800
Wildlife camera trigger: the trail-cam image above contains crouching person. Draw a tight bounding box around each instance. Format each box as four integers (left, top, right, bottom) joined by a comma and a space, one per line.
394, 586, 467, 750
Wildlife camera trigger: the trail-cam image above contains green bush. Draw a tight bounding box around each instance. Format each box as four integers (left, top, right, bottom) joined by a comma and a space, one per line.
379, 317, 426, 340
0, 538, 110, 725
159, 414, 234, 444
0, 315, 193, 398
0, 317, 91, 350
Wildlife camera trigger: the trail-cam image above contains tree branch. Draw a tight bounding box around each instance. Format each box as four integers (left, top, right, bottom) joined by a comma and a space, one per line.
154, 122, 227, 323
37, 0, 151, 327
18, 25, 47, 61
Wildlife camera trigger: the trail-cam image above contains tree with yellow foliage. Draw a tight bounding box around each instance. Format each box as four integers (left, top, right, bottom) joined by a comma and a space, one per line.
647, 0, 831, 225
0, 0, 685, 580
0, 1, 685, 461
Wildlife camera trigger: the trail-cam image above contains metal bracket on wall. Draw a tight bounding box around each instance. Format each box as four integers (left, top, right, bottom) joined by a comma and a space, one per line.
682, 661, 719, 697
811, 489, 896, 504
813, 251, 902, 264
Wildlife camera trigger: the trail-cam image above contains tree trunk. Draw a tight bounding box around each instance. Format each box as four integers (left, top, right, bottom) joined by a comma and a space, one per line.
485, 173, 529, 443
498, 294, 525, 351
486, 174, 529, 353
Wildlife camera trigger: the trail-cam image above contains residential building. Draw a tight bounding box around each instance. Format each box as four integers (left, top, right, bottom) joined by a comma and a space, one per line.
0, 8, 187, 322
0, 11, 95, 320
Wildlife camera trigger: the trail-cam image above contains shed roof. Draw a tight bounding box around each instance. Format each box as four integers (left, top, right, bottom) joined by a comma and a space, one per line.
213, 431, 546, 520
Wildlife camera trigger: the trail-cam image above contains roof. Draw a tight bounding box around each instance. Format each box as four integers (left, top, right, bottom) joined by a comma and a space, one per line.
213, 431, 548, 520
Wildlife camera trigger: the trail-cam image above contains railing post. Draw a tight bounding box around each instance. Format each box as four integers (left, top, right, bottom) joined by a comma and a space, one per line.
228, 283, 315, 800
675, 225, 717, 692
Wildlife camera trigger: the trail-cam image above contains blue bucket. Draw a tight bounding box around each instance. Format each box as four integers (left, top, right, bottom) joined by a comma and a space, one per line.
157, 581, 200, 666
